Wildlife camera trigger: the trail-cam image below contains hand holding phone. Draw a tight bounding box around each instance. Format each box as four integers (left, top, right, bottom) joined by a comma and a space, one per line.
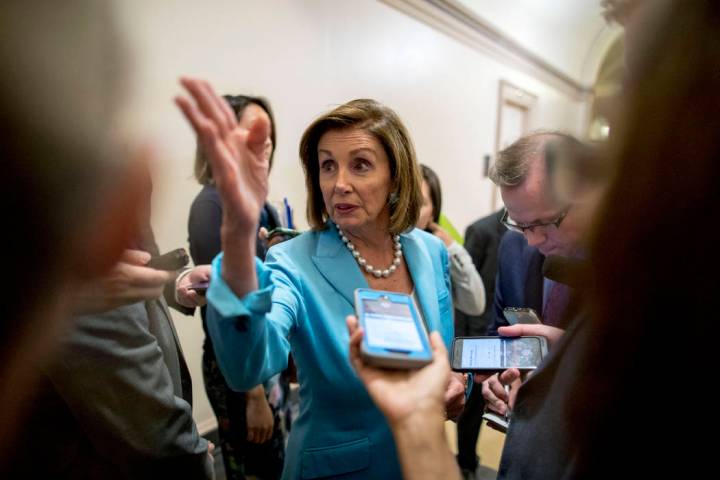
175, 264, 210, 308
503, 307, 541, 325
189, 281, 209, 296
147, 248, 189, 271
77, 249, 176, 313
450, 336, 548, 372
354, 288, 432, 369
266, 227, 301, 241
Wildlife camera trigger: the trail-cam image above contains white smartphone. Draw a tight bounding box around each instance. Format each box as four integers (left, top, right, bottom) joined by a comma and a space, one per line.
503, 307, 542, 325
450, 336, 548, 372
354, 288, 433, 369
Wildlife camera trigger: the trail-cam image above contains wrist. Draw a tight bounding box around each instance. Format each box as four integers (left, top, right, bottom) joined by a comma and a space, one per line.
219, 232, 258, 295
246, 385, 265, 400
390, 400, 445, 434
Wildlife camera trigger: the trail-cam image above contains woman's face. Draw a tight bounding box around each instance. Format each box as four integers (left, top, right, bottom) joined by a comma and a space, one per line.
238, 103, 273, 163
417, 179, 434, 230
317, 128, 392, 234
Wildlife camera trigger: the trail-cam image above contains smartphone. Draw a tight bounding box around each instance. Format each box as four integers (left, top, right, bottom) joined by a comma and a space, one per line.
354, 288, 433, 369
146, 248, 189, 271
503, 307, 542, 325
189, 281, 209, 296
482, 410, 509, 433
450, 336, 548, 372
267, 227, 301, 241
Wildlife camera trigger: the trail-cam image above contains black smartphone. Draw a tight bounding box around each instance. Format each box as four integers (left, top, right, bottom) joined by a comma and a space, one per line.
146, 248, 189, 271
267, 227, 301, 241
450, 336, 548, 372
189, 281, 209, 296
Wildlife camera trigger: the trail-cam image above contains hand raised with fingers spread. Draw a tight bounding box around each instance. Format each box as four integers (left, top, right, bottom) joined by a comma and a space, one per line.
175, 77, 270, 233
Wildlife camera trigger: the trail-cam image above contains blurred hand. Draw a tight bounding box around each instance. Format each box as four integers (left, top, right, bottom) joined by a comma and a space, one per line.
498, 324, 565, 351
76, 249, 175, 314
258, 227, 288, 248
428, 222, 453, 247
176, 78, 270, 235
481, 369, 522, 416
347, 315, 450, 427
444, 372, 466, 420
176, 264, 211, 308
246, 385, 274, 444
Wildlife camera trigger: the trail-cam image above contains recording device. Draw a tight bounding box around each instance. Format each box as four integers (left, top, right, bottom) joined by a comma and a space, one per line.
267, 227, 301, 241
189, 281, 209, 296
354, 288, 433, 369
450, 336, 548, 372
482, 409, 509, 433
146, 248, 189, 271
503, 307, 542, 325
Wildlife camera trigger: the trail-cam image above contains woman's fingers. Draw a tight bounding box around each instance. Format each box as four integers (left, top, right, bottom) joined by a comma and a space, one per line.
180, 78, 229, 138
199, 79, 236, 134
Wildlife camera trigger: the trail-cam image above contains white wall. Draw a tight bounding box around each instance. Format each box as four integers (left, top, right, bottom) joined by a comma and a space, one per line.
455, 0, 622, 84
115, 0, 587, 431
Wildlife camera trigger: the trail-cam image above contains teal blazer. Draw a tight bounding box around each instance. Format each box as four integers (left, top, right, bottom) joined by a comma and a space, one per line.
206, 224, 454, 479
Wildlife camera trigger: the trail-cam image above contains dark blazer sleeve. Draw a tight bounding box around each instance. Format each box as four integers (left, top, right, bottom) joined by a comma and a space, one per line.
488, 233, 517, 336
455, 214, 504, 336
46, 304, 212, 479
487, 231, 545, 336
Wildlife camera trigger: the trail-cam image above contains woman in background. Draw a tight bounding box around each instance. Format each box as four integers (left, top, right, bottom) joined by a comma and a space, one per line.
417, 164, 485, 316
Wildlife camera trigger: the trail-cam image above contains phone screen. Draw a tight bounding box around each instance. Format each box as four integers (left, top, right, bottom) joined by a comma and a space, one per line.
459, 337, 543, 369
361, 297, 423, 352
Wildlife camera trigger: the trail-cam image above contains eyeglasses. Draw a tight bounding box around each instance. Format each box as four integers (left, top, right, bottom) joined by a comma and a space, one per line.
500, 208, 569, 234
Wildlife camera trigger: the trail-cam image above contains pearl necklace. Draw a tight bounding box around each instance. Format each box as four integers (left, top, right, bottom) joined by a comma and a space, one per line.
336, 224, 402, 278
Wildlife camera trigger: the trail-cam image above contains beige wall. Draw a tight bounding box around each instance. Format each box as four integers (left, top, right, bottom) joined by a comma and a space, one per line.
115, 0, 588, 432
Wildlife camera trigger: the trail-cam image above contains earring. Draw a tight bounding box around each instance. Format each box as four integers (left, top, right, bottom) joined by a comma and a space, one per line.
389, 192, 398, 204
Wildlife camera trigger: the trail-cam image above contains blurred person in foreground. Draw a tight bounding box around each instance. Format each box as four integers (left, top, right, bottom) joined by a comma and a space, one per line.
349, 0, 719, 477
0, 1, 212, 477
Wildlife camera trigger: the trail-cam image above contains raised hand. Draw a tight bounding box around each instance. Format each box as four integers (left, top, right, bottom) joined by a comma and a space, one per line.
175, 78, 270, 233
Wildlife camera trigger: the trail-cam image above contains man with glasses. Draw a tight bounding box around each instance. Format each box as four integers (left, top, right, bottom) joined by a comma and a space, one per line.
480, 131, 586, 421
489, 131, 584, 334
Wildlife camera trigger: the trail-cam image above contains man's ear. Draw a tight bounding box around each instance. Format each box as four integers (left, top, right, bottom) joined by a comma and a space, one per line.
72, 146, 155, 280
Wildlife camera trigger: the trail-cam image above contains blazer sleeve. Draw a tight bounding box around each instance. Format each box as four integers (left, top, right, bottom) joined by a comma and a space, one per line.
436, 238, 455, 348
46, 304, 213, 479
205, 251, 302, 391
487, 238, 512, 337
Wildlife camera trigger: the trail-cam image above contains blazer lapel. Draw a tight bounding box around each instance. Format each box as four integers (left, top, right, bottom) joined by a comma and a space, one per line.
311, 227, 368, 307
402, 233, 440, 332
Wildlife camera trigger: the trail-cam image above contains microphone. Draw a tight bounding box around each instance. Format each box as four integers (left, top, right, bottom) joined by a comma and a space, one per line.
542, 255, 585, 288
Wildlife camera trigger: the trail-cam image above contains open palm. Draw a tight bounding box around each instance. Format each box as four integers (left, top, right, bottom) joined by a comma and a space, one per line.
176, 78, 269, 231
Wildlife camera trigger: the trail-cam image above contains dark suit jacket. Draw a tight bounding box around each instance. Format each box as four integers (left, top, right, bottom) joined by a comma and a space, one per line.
454, 210, 507, 337
487, 231, 546, 336
11, 298, 213, 479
